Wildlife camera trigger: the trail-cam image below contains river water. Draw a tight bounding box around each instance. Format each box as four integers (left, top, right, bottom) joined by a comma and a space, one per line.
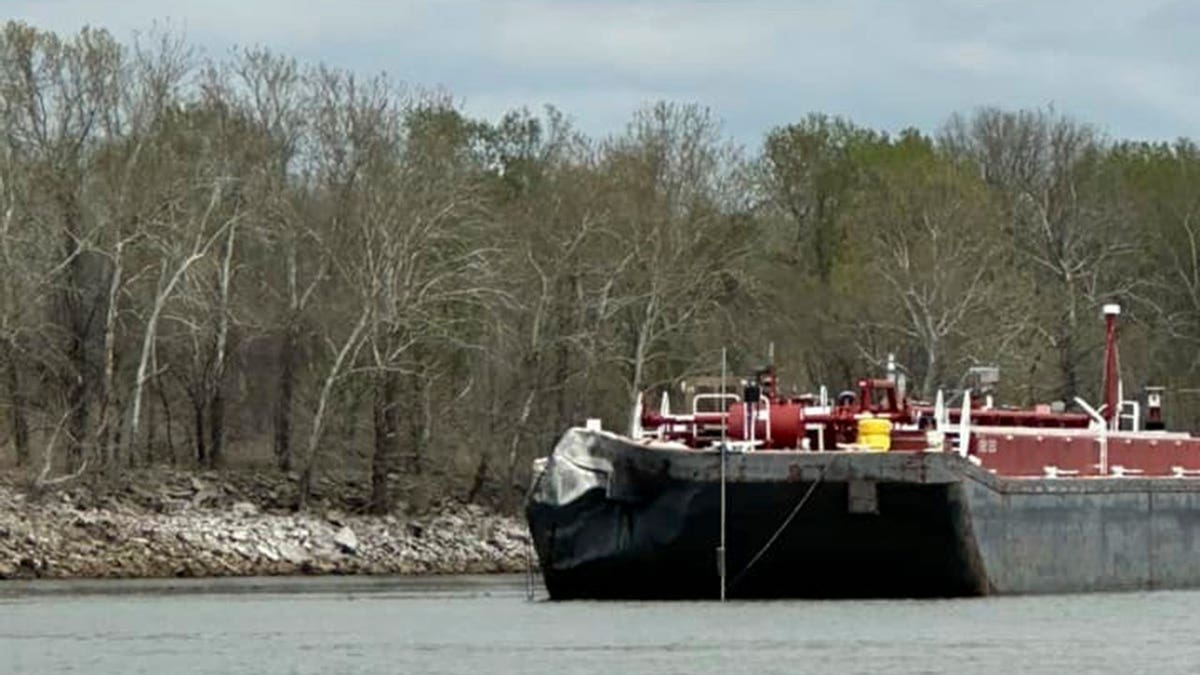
2, 575, 1198, 674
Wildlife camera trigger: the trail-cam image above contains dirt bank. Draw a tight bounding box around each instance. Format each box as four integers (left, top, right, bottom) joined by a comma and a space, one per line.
0, 471, 530, 580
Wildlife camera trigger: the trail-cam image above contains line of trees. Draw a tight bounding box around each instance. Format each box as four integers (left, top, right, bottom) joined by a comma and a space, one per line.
2, 24, 1199, 510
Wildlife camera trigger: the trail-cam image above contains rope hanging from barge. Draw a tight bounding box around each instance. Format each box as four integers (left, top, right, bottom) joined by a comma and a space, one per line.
728, 457, 838, 593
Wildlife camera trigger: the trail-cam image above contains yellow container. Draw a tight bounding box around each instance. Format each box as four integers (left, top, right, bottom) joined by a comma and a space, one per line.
857, 417, 892, 452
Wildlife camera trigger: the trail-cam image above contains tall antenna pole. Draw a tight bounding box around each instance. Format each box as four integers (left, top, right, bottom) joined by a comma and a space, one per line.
719, 347, 727, 602
1102, 304, 1121, 431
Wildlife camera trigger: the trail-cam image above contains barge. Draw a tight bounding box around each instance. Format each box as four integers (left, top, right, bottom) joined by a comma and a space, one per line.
526, 305, 1200, 598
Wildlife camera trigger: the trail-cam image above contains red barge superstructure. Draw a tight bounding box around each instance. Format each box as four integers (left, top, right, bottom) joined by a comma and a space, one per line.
527, 305, 1200, 599
635, 304, 1198, 480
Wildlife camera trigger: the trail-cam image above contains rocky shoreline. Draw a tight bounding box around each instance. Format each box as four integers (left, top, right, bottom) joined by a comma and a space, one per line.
0, 471, 531, 580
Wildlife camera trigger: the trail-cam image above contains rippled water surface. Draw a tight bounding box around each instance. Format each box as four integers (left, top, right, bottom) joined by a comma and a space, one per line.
3, 575, 1199, 674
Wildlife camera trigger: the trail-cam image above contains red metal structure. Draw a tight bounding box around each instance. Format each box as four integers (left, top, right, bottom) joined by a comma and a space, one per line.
636, 305, 1200, 479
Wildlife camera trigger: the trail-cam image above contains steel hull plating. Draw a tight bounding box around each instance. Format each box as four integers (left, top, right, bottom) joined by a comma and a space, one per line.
526, 428, 1200, 599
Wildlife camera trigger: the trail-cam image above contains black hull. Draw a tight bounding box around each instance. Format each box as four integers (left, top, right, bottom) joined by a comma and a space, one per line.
526, 429, 1200, 600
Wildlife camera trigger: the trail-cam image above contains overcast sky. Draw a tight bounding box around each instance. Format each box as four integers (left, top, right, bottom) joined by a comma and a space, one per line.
7, 0, 1198, 146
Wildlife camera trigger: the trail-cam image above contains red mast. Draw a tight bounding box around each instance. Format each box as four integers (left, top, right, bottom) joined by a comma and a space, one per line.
1102, 304, 1121, 428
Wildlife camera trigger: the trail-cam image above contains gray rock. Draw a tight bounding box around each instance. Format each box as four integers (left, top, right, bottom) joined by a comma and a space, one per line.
277, 542, 308, 564
256, 544, 280, 562
191, 489, 221, 507
333, 526, 358, 554
231, 502, 259, 517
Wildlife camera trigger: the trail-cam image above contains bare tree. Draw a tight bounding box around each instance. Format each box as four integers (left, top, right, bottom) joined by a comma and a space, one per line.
227, 47, 314, 473
598, 103, 754, 433
940, 108, 1134, 401
1108, 141, 1200, 358
0, 126, 34, 465
0, 24, 125, 468
88, 29, 195, 466
293, 67, 398, 507
470, 108, 652, 499
841, 136, 1009, 396
356, 101, 499, 511
128, 181, 238, 454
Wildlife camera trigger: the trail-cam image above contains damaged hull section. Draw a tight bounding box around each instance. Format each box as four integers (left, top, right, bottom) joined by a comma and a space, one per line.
526, 428, 1200, 599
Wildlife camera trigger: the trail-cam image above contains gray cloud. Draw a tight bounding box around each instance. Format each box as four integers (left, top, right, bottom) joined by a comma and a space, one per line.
6, 0, 1195, 144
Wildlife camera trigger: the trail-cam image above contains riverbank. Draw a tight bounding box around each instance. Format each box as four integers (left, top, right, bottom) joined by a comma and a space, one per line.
0, 470, 530, 580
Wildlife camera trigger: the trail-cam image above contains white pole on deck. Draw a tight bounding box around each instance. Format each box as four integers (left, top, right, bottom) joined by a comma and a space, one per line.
958, 389, 972, 458
721, 348, 728, 446
719, 347, 728, 602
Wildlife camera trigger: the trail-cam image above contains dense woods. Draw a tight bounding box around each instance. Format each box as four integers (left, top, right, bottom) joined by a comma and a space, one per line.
2, 24, 1199, 510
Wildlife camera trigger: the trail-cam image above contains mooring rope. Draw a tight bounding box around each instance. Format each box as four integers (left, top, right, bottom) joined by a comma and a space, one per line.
728, 456, 837, 592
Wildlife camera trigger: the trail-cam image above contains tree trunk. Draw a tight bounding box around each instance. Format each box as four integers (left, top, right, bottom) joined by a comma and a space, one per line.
98, 238, 125, 468
554, 324, 571, 430
1059, 330, 1078, 404
1058, 276, 1080, 403
466, 452, 489, 504
193, 395, 207, 466
106, 394, 125, 468
130, 252, 206, 449
370, 369, 400, 514
208, 386, 225, 469
274, 321, 298, 472
157, 378, 176, 465
627, 321, 651, 436
107, 391, 124, 468
208, 222, 235, 470
407, 370, 432, 475
506, 389, 536, 491
61, 200, 90, 471
66, 364, 89, 471
144, 384, 157, 465
298, 307, 369, 509
339, 380, 361, 443
555, 273, 580, 430
3, 340, 29, 465
921, 338, 938, 399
